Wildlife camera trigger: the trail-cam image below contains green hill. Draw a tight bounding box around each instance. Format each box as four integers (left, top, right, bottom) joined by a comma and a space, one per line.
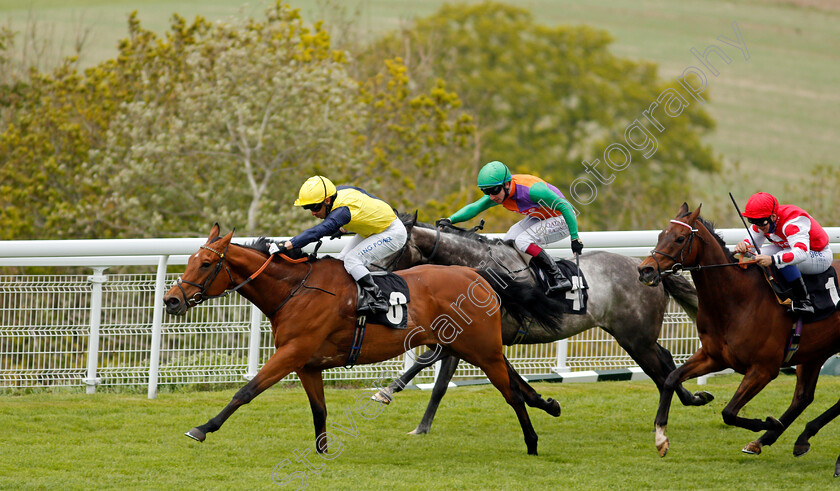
3, 0, 837, 222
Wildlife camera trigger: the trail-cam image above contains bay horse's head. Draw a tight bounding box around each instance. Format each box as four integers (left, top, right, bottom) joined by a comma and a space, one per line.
164, 223, 235, 315
638, 203, 703, 286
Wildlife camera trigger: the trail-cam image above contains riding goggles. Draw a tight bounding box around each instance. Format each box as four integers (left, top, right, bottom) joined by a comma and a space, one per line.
747, 216, 771, 227
302, 202, 324, 212
480, 185, 504, 196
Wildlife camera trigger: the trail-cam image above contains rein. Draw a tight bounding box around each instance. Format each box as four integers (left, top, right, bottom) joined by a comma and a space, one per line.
175, 245, 335, 316
649, 219, 757, 277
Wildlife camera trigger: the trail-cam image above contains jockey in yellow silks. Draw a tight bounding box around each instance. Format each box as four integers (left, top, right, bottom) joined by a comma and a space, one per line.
282, 176, 407, 314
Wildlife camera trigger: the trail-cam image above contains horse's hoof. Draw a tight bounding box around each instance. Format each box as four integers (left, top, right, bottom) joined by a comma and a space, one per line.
546, 397, 562, 417
371, 390, 392, 405
742, 440, 762, 455
655, 425, 669, 457
793, 443, 811, 457
408, 427, 429, 436
185, 428, 206, 442
694, 391, 714, 405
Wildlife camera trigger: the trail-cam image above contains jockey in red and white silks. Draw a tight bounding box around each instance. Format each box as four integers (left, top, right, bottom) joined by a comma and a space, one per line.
734, 192, 832, 314
736, 192, 833, 275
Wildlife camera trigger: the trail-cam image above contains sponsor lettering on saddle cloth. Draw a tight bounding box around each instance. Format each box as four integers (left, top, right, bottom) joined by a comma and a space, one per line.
774, 267, 840, 363
346, 271, 410, 369
529, 258, 588, 314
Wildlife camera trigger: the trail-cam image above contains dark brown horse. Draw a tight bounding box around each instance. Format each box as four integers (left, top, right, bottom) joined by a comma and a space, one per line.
164, 224, 565, 455
638, 203, 840, 462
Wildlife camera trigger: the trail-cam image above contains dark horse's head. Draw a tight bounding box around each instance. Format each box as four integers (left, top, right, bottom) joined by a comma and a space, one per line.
638, 203, 704, 286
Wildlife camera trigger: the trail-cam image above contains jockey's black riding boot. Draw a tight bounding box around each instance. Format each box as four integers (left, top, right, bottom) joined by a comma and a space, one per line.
531, 250, 572, 295
356, 274, 391, 314
789, 276, 815, 315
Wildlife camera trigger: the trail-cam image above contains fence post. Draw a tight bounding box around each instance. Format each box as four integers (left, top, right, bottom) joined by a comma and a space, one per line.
84, 267, 108, 394
245, 304, 263, 380
553, 339, 570, 373
148, 255, 169, 399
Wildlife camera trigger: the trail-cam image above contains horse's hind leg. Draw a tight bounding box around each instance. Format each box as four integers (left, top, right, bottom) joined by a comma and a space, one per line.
409, 355, 460, 435
504, 358, 561, 417
373, 347, 446, 404
610, 327, 713, 407
791, 397, 840, 457
747, 361, 822, 455
477, 355, 539, 455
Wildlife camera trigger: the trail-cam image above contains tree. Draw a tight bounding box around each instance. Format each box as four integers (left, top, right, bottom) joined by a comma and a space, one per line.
356, 1, 722, 230
90, 5, 366, 237
0, 1, 475, 239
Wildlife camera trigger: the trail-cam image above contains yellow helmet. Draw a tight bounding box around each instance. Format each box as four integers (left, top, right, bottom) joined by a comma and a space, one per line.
294, 176, 337, 206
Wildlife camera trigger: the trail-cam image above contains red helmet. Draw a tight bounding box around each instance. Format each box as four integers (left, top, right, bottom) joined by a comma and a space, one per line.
742, 192, 778, 219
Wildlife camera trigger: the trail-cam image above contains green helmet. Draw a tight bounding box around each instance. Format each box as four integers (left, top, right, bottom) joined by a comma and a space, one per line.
476, 161, 512, 189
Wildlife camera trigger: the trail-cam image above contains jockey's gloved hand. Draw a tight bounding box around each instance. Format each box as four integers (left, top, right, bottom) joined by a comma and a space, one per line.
329, 230, 344, 240
435, 218, 452, 229
571, 238, 584, 255
268, 242, 286, 255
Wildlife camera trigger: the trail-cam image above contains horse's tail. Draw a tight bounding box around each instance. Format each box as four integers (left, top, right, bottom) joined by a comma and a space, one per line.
476, 269, 564, 331
661, 273, 698, 321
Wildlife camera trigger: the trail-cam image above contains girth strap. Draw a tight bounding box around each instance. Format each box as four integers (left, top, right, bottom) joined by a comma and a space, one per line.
784, 318, 803, 363
344, 315, 367, 369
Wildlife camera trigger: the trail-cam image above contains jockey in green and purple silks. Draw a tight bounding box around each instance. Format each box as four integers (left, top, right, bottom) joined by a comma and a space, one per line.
437, 161, 583, 296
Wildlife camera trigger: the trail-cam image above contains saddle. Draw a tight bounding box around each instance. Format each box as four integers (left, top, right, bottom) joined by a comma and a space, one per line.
529, 258, 588, 314
355, 271, 411, 329
760, 264, 839, 324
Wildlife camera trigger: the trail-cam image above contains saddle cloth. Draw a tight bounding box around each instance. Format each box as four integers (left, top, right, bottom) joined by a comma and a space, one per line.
801, 267, 840, 324
529, 258, 588, 315
355, 271, 410, 329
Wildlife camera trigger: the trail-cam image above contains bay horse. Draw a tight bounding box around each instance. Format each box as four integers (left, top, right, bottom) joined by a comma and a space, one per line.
370, 213, 712, 435
164, 224, 567, 455
638, 203, 840, 463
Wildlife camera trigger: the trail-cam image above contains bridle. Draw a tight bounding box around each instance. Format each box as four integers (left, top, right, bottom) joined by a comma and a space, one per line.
173, 243, 237, 307
173, 242, 330, 313
647, 218, 754, 280
648, 219, 699, 276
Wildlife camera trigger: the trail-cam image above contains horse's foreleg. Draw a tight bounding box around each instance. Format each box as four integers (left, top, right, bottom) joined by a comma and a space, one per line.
409, 355, 460, 435
654, 350, 721, 457
719, 367, 782, 441
185, 348, 299, 442
372, 347, 447, 404
504, 358, 561, 417
748, 361, 822, 455
298, 368, 329, 454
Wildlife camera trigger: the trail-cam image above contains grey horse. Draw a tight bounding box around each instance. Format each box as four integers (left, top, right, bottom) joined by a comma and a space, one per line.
372, 213, 713, 434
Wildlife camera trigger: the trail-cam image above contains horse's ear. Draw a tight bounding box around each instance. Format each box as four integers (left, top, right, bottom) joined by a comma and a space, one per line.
209, 223, 221, 241
678, 203, 689, 217
687, 204, 702, 224
220, 229, 235, 245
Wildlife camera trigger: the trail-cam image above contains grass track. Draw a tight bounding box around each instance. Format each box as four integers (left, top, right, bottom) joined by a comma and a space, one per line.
2, 374, 840, 489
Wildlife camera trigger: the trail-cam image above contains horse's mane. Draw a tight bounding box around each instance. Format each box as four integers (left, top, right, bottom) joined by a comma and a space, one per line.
236, 237, 314, 261
678, 211, 737, 263
398, 212, 507, 246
